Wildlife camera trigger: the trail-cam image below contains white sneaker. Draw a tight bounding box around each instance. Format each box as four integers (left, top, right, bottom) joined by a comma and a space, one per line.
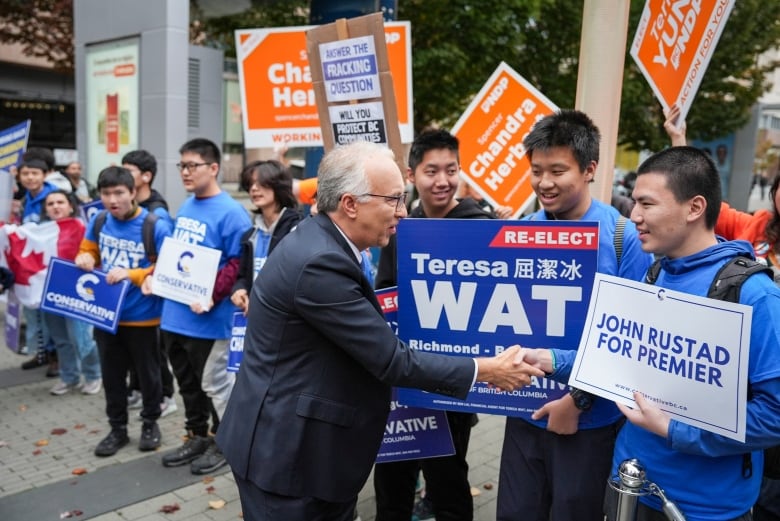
136, 395, 179, 420
127, 390, 142, 409
160, 396, 178, 418
50, 381, 81, 395
81, 379, 102, 395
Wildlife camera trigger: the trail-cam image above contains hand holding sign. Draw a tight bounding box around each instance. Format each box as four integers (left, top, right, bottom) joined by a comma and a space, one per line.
476, 346, 545, 392
617, 391, 672, 439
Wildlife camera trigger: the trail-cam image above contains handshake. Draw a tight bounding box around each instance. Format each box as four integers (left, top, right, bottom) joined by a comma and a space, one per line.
475, 346, 552, 392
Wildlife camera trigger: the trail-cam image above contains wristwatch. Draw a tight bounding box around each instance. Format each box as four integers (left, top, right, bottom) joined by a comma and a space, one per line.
569, 388, 594, 411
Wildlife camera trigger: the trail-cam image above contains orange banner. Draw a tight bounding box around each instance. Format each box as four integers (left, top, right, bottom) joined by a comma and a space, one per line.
630, 0, 735, 122
235, 22, 412, 149
451, 62, 558, 217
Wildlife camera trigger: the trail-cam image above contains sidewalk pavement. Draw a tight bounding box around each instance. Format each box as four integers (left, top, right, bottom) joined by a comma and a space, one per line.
0, 328, 507, 520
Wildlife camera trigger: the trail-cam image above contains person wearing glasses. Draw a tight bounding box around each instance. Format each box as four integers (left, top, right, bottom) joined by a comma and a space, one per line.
145, 138, 251, 475
372, 129, 495, 521
216, 141, 544, 521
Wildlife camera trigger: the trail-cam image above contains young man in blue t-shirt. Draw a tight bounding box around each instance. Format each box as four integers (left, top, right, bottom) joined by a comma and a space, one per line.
497, 110, 653, 521
144, 138, 251, 475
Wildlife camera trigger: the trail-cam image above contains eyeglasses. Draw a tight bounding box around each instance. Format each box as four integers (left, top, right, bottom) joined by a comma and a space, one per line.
176, 162, 211, 172
358, 192, 408, 212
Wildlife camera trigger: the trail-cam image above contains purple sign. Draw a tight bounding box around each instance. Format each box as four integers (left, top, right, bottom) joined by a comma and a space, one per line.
39, 258, 129, 333
227, 312, 246, 373
4, 290, 20, 352
375, 286, 455, 463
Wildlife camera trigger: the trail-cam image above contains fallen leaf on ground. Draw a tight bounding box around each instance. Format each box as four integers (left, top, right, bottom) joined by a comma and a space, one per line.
59, 510, 83, 518
51, 428, 67, 435
73, 424, 86, 429
88, 429, 101, 434
72, 468, 88, 475
34, 439, 49, 447
159, 503, 180, 514
483, 482, 494, 490
32, 449, 42, 455
202, 476, 215, 484
0, 440, 8, 447
208, 500, 226, 510
205, 486, 215, 494
470, 486, 481, 497
18, 404, 27, 412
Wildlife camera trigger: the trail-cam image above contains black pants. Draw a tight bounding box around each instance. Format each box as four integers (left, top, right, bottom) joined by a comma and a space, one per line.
95, 325, 162, 428
374, 411, 475, 521
129, 327, 174, 398
234, 473, 356, 521
497, 417, 620, 521
163, 331, 217, 437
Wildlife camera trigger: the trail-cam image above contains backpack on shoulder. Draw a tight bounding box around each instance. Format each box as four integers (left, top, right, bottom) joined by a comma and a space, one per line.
92, 210, 160, 262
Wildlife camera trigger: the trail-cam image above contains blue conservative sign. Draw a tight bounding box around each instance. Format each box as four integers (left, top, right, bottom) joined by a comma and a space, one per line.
375, 286, 454, 463
40, 258, 129, 333
396, 219, 599, 420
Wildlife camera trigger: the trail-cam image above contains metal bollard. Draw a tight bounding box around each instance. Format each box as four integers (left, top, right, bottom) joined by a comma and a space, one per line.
608, 458, 687, 521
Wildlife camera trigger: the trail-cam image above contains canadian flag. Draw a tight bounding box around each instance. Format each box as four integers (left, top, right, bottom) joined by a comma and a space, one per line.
0, 218, 85, 308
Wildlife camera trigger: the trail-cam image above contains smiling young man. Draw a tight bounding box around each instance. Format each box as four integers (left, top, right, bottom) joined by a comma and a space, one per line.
497, 110, 653, 521
149, 138, 251, 475
373, 129, 493, 521
519, 146, 780, 520
75, 166, 171, 457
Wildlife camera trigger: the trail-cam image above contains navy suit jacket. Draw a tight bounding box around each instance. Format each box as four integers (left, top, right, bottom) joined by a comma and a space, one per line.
217, 214, 475, 502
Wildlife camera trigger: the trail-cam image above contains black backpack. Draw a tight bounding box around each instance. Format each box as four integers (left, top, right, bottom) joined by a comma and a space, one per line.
92, 210, 160, 262
646, 254, 779, 479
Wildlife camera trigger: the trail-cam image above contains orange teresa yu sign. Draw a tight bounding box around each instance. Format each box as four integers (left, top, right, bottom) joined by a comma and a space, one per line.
631, 0, 735, 122
235, 22, 413, 149
451, 62, 557, 218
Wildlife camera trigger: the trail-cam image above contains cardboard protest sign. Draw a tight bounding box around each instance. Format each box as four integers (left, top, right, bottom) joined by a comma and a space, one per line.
375, 287, 454, 463
396, 219, 599, 421
569, 273, 751, 441
451, 62, 558, 217
235, 21, 412, 149
630, 0, 735, 122
306, 12, 405, 168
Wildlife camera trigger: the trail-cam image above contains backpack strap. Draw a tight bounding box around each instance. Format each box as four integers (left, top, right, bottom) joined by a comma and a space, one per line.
142, 212, 160, 263
92, 210, 108, 240
707, 255, 773, 303
644, 258, 662, 285
613, 215, 627, 271
92, 209, 159, 263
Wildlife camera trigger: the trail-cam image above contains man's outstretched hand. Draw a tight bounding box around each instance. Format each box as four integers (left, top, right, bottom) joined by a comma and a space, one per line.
476, 346, 545, 391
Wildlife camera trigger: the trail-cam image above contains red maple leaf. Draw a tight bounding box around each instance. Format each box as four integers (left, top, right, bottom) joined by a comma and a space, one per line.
5, 234, 46, 285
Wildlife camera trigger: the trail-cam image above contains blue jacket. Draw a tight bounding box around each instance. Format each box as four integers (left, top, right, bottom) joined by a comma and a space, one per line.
554, 239, 780, 520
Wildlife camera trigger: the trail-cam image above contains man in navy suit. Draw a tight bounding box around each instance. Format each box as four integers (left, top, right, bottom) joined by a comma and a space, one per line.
217, 141, 543, 521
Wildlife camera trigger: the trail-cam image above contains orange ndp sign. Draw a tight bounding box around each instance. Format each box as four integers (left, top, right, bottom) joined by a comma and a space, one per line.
631, 0, 735, 121
451, 62, 557, 217
235, 22, 412, 149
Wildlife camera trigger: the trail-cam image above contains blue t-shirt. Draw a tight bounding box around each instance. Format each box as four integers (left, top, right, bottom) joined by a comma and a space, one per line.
524, 198, 653, 429
84, 207, 171, 323
160, 191, 251, 339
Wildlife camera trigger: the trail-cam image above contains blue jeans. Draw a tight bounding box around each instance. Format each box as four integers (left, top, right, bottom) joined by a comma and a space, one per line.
44, 313, 101, 384
23, 306, 53, 353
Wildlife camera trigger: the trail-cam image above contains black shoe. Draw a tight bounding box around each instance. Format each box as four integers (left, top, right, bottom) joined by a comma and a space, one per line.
190, 439, 228, 475
45, 359, 59, 378
94, 428, 129, 457
138, 422, 161, 451
161, 433, 210, 467
21, 350, 47, 370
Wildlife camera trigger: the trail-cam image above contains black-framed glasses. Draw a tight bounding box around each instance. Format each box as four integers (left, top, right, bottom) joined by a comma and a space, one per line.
359, 192, 408, 212
176, 162, 211, 172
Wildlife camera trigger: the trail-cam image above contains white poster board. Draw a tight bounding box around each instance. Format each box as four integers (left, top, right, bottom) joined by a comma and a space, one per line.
151, 237, 221, 308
